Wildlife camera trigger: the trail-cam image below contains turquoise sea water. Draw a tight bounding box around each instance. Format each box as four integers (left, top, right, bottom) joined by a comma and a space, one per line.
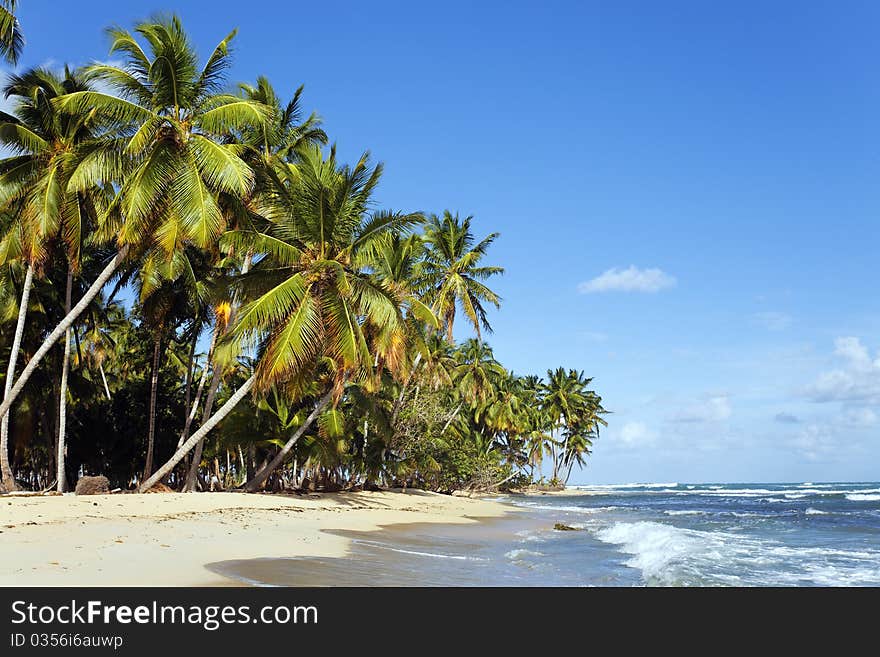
210, 482, 880, 586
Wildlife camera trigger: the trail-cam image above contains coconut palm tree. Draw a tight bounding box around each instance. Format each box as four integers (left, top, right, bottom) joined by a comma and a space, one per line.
0, 1, 22, 65
139, 146, 423, 492
420, 210, 503, 342
0, 16, 272, 442
0, 67, 107, 491
180, 76, 327, 492
541, 367, 588, 482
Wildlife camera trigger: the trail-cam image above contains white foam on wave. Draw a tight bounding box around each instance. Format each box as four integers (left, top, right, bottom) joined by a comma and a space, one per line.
664, 510, 704, 516
846, 494, 880, 502
516, 503, 619, 514
505, 549, 544, 560
593, 521, 718, 584
805, 508, 828, 515
571, 482, 678, 490
591, 518, 880, 586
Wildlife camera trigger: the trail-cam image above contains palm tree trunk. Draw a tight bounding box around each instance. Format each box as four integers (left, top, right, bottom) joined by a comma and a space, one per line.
551, 429, 560, 482
98, 363, 111, 400
138, 374, 256, 492
183, 364, 221, 492
246, 444, 255, 482
0, 262, 33, 491
440, 401, 463, 436
56, 268, 73, 493
237, 445, 246, 485
143, 336, 162, 479
390, 352, 421, 425
176, 326, 217, 449
563, 459, 575, 485
182, 253, 250, 491
182, 330, 197, 427
244, 391, 333, 492
0, 246, 129, 429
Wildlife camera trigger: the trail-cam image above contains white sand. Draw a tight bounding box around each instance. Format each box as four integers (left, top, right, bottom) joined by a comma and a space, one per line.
0, 490, 512, 586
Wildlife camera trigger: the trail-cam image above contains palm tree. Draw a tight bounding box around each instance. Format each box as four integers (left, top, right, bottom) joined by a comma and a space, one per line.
0, 1, 22, 65
0, 16, 272, 443
139, 146, 422, 492
181, 76, 327, 492
420, 210, 503, 342
541, 367, 586, 482
558, 373, 606, 484
0, 67, 106, 491
454, 339, 504, 405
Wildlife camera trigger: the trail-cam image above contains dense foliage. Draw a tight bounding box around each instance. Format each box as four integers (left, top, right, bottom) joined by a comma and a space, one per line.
0, 13, 606, 494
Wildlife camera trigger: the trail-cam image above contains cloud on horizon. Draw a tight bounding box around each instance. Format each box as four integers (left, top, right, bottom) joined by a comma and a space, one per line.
578, 266, 676, 294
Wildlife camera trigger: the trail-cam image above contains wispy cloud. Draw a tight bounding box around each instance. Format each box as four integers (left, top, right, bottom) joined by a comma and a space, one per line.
753, 311, 792, 331
671, 395, 732, 423
788, 424, 837, 462
578, 266, 676, 294
616, 421, 657, 448
774, 412, 800, 424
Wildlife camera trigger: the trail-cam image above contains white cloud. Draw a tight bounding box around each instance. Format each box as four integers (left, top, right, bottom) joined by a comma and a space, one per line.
834, 336, 873, 370
803, 337, 880, 403
753, 311, 792, 331
841, 407, 878, 427
788, 424, 837, 462
616, 422, 657, 448
578, 266, 676, 294
581, 331, 608, 342
671, 395, 732, 423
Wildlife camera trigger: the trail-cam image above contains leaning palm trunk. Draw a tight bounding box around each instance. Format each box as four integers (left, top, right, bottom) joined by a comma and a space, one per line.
56, 269, 73, 493
244, 391, 333, 493
183, 365, 221, 492
563, 458, 576, 485
176, 326, 218, 449
0, 246, 129, 430
143, 336, 161, 479
439, 401, 463, 436
138, 374, 256, 493
98, 363, 111, 400
184, 253, 251, 492
390, 352, 421, 426
0, 262, 34, 491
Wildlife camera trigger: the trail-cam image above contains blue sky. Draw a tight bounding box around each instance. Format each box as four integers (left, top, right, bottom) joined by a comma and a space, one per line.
14, 1, 880, 483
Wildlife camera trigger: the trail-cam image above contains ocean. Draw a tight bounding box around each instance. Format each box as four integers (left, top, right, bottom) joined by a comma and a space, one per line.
209, 482, 880, 587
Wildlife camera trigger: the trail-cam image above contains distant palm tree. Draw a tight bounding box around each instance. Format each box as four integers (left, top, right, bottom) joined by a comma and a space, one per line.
454, 338, 504, 404
420, 210, 503, 341
0, 1, 23, 65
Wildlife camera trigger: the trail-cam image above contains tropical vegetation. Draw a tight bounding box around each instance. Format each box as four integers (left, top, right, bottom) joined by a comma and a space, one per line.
0, 12, 606, 495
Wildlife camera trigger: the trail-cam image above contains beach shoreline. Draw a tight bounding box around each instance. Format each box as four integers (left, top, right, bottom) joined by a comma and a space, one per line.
0, 490, 514, 586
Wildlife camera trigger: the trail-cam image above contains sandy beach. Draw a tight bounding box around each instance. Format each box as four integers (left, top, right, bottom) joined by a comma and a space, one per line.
0, 490, 513, 586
